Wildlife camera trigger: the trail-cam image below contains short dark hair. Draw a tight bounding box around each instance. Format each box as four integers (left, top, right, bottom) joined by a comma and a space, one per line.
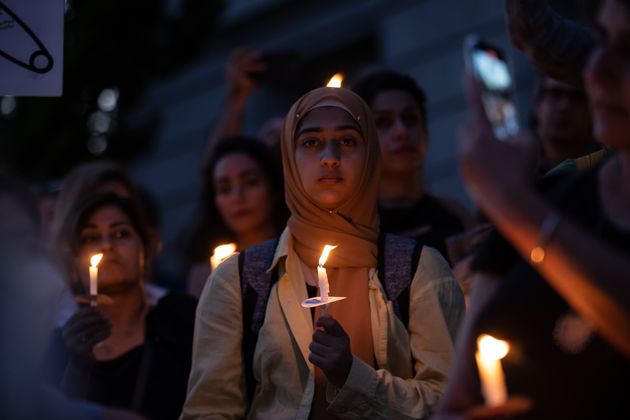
351, 70, 428, 129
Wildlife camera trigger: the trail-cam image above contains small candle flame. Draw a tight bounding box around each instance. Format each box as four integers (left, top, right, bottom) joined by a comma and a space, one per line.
211, 243, 237, 269
326, 73, 344, 88
477, 334, 510, 361
90, 253, 103, 268
318, 245, 338, 267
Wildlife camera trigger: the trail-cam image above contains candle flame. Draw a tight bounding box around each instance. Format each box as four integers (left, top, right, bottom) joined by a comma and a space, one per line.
318, 244, 338, 267
90, 253, 103, 268
477, 334, 510, 361
211, 243, 237, 269
326, 73, 344, 88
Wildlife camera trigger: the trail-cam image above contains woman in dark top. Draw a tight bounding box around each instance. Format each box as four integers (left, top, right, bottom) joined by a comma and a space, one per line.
437, 0, 630, 417
46, 193, 196, 420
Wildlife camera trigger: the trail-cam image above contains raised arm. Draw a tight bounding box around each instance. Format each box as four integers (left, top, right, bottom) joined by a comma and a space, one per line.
200, 48, 265, 178
459, 75, 630, 358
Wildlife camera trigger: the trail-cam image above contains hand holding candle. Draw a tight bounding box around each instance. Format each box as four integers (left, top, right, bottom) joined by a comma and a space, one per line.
89, 253, 103, 307
476, 334, 509, 407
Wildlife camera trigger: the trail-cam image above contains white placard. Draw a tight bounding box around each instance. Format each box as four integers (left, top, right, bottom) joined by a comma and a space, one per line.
0, 0, 64, 96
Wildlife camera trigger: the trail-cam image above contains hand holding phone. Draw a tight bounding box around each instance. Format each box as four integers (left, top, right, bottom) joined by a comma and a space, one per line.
463, 35, 519, 141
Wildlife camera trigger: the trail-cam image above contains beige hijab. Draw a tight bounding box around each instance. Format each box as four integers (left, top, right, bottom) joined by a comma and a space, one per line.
281, 87, 381, 415
281, 87, 381, 269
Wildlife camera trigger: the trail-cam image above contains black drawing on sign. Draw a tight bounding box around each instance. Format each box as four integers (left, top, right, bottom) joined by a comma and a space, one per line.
0, 1, 54, 74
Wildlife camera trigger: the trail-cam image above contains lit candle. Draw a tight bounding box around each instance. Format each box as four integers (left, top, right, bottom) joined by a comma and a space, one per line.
326, 73, 344, 88
317, 245, 337, 304
89, 253, 103, 307
476, 334, 510, 407
210, 243, 237, 270
300, 245, 345, 310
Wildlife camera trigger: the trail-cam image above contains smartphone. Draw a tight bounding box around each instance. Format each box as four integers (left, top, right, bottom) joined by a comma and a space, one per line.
463, 35, 519, 141
249, 51, 303, 86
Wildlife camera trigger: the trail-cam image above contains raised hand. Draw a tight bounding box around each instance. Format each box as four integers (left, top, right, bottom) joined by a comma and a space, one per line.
226, 47, 266, 103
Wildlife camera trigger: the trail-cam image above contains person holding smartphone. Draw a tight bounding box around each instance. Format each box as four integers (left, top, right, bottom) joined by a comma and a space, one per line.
436, 1, 630, 417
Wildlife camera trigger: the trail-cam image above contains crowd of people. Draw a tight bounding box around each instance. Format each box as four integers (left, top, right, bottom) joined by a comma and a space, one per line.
2, 0, 629, 419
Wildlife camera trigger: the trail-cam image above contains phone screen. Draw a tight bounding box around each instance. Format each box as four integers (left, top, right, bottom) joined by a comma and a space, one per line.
465, 36, 519, 141
472, 48, 512, 92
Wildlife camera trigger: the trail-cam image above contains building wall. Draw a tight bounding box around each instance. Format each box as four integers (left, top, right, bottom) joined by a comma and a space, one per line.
130, 0, 538, 252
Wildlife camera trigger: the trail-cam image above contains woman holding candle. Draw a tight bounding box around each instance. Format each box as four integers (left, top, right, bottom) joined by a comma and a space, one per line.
436, 1, 630, 418
46, 193, 197, 420
183, 136, 289, 297
182, 87, 464, 419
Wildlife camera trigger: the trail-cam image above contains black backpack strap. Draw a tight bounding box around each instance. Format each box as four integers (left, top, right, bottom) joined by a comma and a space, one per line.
239, 238, 279, 403
379, 232, 422, 327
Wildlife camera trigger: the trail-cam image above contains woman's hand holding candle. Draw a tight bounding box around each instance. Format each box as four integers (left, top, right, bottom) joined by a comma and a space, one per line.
308, 316, 353, 388
62, 306, 112, 360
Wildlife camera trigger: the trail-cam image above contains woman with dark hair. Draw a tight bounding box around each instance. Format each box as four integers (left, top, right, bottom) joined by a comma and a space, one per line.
50, 160, 137, 246
46, 193, 196, 420
0, 172, 144, 420
185, 136, 289, 297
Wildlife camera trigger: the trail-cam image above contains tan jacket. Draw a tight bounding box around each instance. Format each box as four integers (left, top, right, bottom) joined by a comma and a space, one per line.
181, 230, 463, 419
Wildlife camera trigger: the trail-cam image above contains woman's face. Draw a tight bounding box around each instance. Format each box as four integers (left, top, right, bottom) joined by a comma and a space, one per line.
585, 0, 630, 150
213, 153, 275, 235
295, 107, 366, 210
76, 205, 144, 292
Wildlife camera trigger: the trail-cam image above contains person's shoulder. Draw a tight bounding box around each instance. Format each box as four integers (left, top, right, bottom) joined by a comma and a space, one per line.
540, 160, 602, 215
213, 252, 242, 283
417, 245, 450, 271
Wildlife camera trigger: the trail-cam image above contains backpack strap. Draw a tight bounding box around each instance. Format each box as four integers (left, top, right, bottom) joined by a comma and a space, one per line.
378, 232, 423, 327
239, 238, 279, 403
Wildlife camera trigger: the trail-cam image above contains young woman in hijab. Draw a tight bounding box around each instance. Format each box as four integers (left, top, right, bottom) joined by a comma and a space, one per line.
181, 87, 464, 419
